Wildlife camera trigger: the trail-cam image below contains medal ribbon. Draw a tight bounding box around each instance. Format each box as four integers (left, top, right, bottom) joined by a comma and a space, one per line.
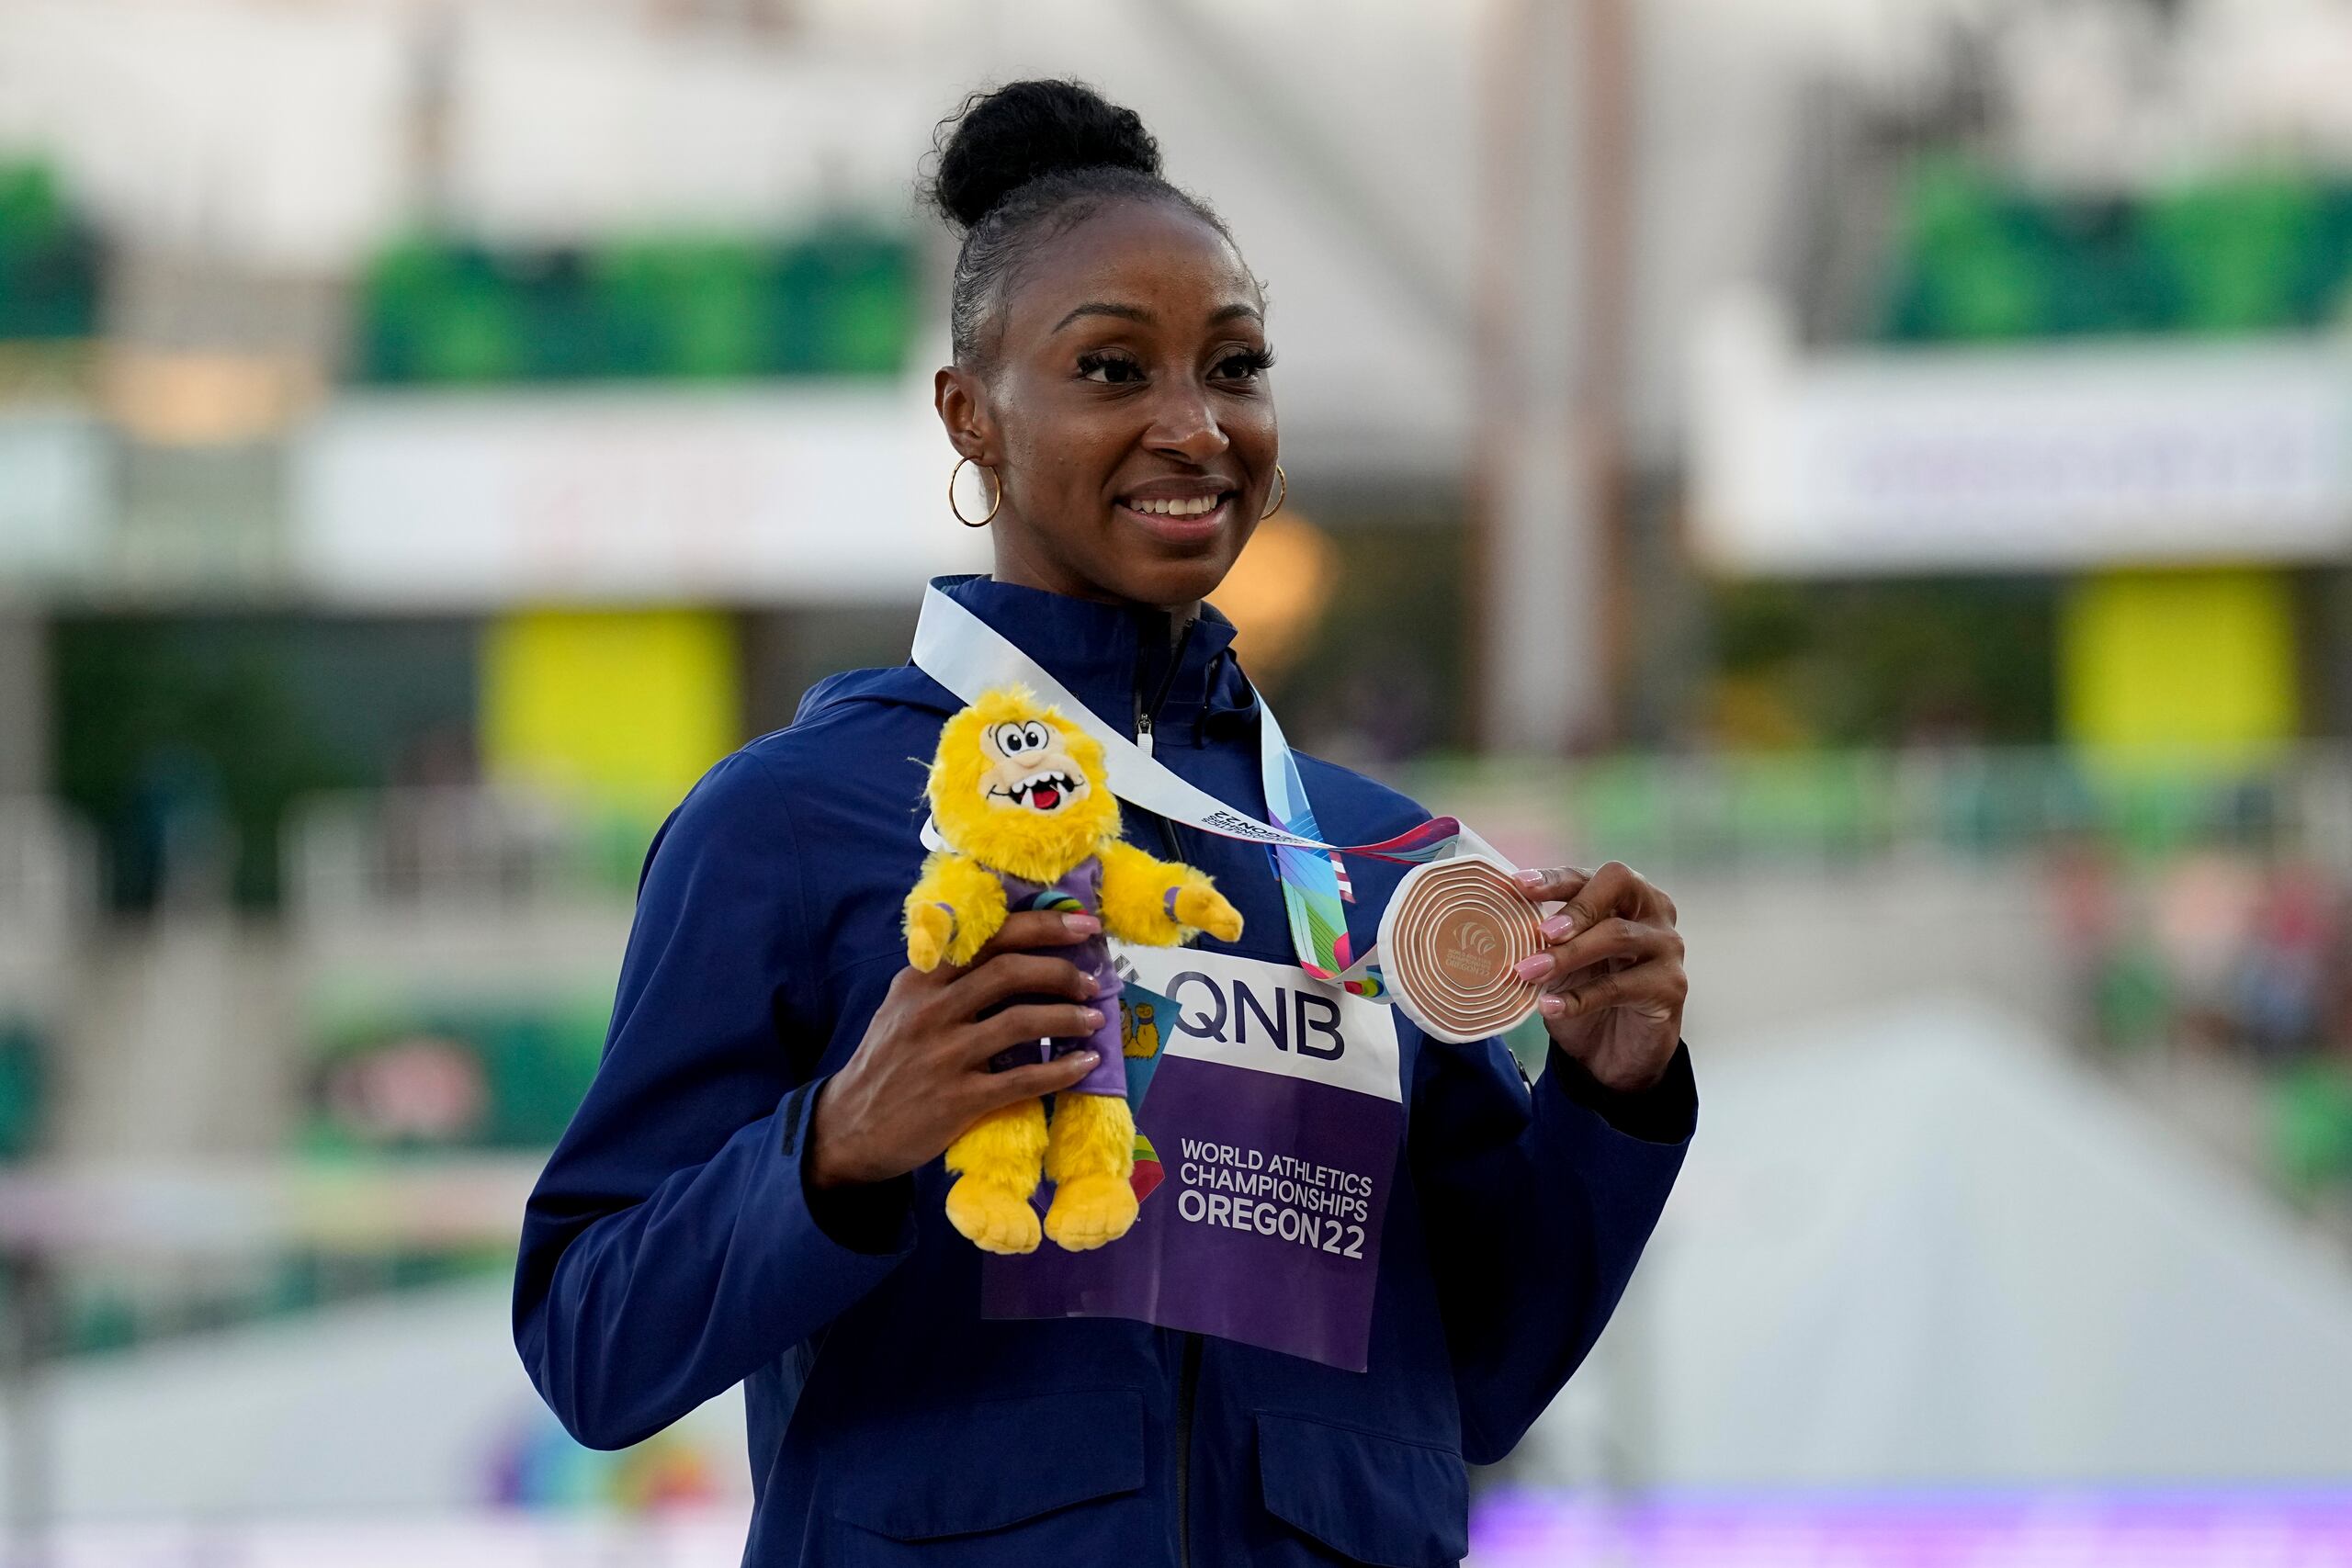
910, 586, 1477, 998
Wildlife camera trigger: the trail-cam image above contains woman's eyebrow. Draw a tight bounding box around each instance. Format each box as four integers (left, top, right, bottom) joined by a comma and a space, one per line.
1052, 300, 1154, 333
1209, 302, 1263, 325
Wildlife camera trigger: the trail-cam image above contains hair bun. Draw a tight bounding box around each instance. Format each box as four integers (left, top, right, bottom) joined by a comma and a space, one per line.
928, 80, 1162, 231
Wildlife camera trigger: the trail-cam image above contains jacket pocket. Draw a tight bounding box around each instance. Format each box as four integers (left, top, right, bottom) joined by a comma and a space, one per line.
826, 1386, 1146, 1541
1256, 1411, 1469, 1568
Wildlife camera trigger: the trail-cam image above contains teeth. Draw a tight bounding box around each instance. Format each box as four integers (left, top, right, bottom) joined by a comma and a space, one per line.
1129, 495, 1222, 518
1005, 769, 1079, 802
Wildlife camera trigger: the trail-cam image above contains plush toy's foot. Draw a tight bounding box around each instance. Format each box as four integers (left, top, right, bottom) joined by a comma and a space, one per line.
905, 900, 953, 972
945, 1099, 1047, 1255
946, 1176, 1043, 1255
1044, 1091, 1139, 1252
1045, 1171, 1138, 1251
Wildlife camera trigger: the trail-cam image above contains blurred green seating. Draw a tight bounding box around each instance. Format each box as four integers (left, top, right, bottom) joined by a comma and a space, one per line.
1877, 160, 2352, 343
2270, 1060, 2352, 1198
358, 240, 531, 382
354, 226, 914, 384
0, 161, 102, 342
1437, 747, 2308, 873
2093, 942, 2172, 1052
2144, 174, 2323, 334
1882, 159, 2055, 343
0, 1018, 46, 1160
595, 235, 775, 379
1723, 752, 1880, 860
1566, 754, 1677, 864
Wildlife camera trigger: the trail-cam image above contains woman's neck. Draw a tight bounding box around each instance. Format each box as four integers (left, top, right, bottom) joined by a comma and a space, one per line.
987, 556, 1198, 638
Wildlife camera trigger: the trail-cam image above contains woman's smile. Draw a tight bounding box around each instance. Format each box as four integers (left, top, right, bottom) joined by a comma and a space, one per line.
1115, 479, 1238, 544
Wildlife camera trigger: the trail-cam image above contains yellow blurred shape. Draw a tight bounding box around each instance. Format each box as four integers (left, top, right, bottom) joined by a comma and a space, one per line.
2059, 569, 2298, 761
1708, 671, 1812, 750
482, 608, 740, 814
102, 348, 323, 446
1214, 512, 1339, 677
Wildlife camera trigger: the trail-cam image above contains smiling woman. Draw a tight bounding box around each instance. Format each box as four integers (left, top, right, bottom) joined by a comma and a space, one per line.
514, 76, 1696, 1568
926, 82, 1280, 613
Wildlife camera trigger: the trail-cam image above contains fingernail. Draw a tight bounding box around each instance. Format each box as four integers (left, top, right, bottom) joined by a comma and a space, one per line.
1077, 1050, 1101, 1066
1064, 913, 1102, 935
1512, 953, 1555, 983
1538, 994, 1566, 1017
1080, 973, 1099, 997
1511, 868, 1544, 889
1082, 1009, 1104, 1029
1539, 913, 1574, 942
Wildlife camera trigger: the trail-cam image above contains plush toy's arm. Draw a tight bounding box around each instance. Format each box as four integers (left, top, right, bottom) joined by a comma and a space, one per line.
1097, 839, 1244, 946
903, 851, 1009, 970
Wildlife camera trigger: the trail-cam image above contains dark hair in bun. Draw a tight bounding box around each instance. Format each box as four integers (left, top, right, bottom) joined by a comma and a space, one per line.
923, 80, 1233, 365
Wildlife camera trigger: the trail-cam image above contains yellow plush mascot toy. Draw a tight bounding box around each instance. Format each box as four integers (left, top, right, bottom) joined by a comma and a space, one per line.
906, 685, 1244, 1255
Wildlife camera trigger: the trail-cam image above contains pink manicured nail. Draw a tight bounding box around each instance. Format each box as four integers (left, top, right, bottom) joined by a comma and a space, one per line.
1538, 994, 1566, 1017
1512, 953, 1555, 983
1512, 867, 1544, 889
1064, 913, 1102, 935
1077, 1051, 1101, 1066
1539, 913, 1574, 942
1081, 1010, 1104, 1029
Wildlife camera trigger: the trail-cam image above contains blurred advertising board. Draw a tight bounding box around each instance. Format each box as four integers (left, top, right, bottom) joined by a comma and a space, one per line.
1474, 1492, 2352, 1568
1691, 293, 2352, 573
289, 388, 986, 606
0, 410, 107, 587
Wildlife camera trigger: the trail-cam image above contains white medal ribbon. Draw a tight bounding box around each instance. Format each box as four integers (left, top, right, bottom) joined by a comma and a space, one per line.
908, 585, 1513, 1006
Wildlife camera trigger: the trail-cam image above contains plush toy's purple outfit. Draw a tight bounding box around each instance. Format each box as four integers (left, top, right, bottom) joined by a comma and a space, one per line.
980, 855, 1125, 1097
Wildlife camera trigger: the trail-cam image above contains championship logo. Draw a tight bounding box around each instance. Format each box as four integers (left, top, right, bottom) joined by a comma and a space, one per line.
1378, 857, 1545, 1043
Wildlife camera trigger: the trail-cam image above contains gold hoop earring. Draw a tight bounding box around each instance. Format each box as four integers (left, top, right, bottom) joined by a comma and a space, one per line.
1261, 463, 1287, 520
949, 457, 1002, 527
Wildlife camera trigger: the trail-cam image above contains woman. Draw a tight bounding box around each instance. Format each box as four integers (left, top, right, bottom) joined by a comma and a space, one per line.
515, 80, 1694, 1567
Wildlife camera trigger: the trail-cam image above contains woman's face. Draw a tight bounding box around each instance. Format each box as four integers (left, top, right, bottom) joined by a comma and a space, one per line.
935, 197, 1278, 611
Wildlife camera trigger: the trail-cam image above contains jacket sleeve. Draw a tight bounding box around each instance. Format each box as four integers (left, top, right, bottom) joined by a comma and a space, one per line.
1408, 1029, 1695, 1464
513, 750, 916, 1451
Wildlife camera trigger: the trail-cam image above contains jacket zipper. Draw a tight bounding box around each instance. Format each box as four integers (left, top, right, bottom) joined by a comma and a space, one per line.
1134, 615, 1193, 761
1134, 615, 1203, 1568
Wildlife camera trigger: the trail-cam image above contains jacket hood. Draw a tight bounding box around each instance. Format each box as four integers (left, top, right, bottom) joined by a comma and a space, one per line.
794, 574, 1259, 750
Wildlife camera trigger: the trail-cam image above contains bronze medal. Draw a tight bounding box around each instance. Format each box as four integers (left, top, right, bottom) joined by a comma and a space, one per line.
1374, 857, 1544, 1043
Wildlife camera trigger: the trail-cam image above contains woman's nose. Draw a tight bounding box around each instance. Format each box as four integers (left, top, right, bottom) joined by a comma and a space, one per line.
1144, 381, 1229, 463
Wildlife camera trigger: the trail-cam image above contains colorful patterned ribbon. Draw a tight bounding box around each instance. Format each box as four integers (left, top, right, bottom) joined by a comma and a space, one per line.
1253, 699, 1464, 996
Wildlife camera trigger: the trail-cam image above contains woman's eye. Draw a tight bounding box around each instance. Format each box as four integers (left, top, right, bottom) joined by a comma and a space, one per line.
1076, 353, 1144, 384
1211, 345, 1276, 383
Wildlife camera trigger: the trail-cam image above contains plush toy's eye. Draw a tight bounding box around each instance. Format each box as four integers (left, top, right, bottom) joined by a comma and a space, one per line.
1020, 721, 1049, 752
991, 722, 1029, 756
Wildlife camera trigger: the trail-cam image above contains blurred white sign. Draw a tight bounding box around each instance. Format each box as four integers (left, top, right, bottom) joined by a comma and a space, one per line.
0, 0, 408, 271
290, 388, 986, 605
449, 14, 925, 242
0, 412, 108, 587
1691, 291, 2352, 572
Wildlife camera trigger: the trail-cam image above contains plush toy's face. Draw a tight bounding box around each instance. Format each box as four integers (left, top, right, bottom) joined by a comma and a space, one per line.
928, 687, 1120, 880
977, 714, 1091, 818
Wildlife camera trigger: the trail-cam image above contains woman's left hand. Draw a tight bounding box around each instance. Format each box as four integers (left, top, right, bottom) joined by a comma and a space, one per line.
1508, 862, 1686, 1093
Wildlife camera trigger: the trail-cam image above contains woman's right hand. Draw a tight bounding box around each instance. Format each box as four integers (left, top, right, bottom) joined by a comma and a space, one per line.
807, 909, 1109, 1189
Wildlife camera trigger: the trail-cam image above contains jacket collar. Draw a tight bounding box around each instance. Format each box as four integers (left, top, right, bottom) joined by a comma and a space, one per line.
921, 574, 1254, 748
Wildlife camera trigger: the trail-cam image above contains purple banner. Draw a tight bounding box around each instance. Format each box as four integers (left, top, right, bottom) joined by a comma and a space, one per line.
981, 947, 1407, 1371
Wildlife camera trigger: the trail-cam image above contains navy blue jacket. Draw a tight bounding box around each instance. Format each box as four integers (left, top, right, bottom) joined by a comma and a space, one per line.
514, 574, 1695, 1567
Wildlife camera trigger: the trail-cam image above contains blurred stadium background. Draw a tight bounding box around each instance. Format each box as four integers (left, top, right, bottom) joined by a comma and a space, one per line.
2, 0, 2351, 1562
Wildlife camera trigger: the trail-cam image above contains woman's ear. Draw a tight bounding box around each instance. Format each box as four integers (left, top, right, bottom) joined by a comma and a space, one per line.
934, 366, 996, 463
